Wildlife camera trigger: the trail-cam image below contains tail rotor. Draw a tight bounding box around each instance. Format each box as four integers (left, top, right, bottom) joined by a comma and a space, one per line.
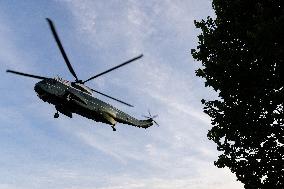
143, 110, 159, 126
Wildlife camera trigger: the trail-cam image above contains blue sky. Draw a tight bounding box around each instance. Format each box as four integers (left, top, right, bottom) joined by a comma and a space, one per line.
0, 1, 244, 188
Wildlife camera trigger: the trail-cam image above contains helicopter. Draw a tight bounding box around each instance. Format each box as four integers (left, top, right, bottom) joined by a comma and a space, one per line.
6, 18, 158, 131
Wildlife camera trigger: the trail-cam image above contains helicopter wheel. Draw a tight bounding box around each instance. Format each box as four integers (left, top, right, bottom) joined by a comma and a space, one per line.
54, 112, 59, 118
111, 126, 116, 131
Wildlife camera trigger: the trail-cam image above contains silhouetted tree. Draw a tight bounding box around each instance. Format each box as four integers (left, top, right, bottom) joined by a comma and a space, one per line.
191, 0, 283, 188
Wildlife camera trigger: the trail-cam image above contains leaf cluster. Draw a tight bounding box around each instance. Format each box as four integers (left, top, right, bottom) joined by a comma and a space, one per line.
192, 0, 284, 188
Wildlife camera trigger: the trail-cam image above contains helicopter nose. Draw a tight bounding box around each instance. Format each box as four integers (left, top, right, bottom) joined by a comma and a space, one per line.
34, 82, 45, 95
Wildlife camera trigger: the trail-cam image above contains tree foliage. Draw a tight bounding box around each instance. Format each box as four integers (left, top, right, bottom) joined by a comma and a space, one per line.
192, 0, 283, 188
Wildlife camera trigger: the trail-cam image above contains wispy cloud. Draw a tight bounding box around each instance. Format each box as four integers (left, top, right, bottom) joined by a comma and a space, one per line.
0, 18, 28, 71
56, 1, 243, 188
0, 1, 243, 188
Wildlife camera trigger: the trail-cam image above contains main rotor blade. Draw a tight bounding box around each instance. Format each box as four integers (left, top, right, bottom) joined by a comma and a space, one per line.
153, 120, 160, 127
46, 18, 79, 81
6, 70, 49, 80
91, 88, 134, 107
83, 54, 143, 83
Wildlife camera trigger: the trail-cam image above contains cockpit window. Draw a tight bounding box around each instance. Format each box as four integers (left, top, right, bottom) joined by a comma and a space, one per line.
51, 79, 57, 84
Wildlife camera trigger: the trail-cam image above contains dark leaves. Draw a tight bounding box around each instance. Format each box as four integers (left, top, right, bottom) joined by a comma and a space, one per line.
192, 0, 284, 188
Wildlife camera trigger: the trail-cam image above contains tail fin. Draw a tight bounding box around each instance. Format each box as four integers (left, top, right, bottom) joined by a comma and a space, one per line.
142, 111, 159, 127
137, 118, 154, 129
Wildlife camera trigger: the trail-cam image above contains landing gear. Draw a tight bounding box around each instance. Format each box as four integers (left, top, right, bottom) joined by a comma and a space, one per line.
54, 112, 59, 118
111, 125, 116, 131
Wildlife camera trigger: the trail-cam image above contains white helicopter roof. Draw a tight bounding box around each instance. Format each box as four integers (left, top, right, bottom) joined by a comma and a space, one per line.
55, 76, 93, 95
